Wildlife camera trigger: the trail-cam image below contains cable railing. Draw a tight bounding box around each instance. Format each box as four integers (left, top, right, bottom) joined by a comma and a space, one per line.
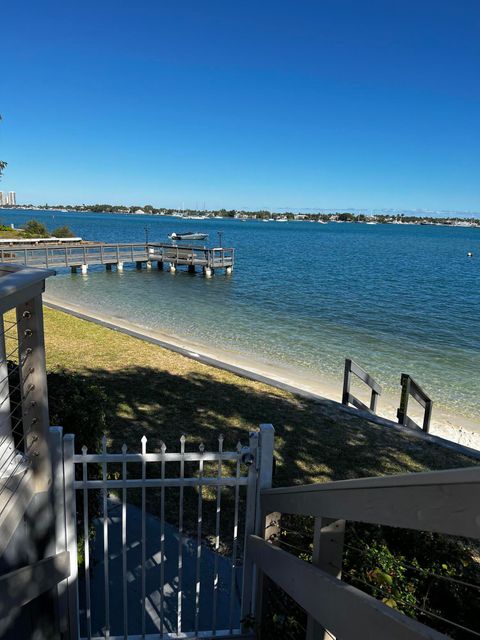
251, 466, 480, 639
0, 263, 55, 545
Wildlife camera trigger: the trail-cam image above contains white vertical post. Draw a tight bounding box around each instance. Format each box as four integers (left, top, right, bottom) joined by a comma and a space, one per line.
0, 316, 14, 471
240, 430, 259, 627
50, 427, 69, 636
16, 294, 51, 491
254, 424, 277, 633
306, 518, 345, 640
63, 433, 80, 640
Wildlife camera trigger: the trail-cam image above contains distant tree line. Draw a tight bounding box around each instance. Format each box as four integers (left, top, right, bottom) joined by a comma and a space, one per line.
13, 203, 479, 226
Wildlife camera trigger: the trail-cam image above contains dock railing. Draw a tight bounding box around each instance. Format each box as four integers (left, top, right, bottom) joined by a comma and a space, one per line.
0, 242, 235, 275
251, 465, 480, 639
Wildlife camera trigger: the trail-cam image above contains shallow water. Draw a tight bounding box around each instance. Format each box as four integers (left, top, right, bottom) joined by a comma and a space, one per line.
4, 210, 480, 420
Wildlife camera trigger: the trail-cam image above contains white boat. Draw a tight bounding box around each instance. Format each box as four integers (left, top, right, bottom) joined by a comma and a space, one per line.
168, 232, 209, 241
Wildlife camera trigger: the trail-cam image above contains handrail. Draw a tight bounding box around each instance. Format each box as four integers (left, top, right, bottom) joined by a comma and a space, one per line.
342, 358, 382, 413
397, 374, 433, 433
0, 551, 70, 617
248, 536, 448, 640
261, 466, 480, 538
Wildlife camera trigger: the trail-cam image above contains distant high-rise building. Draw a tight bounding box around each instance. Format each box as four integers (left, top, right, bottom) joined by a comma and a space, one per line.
0, 191, 3, 205
8, 192, 16, 206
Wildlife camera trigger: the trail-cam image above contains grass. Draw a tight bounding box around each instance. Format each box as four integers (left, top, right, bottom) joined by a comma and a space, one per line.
0, 225, 29, 239
41, 305, 477, 482
38, 306, 480, 637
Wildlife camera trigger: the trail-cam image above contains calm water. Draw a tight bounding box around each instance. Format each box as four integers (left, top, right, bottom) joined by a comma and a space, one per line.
3, 210, 480, 419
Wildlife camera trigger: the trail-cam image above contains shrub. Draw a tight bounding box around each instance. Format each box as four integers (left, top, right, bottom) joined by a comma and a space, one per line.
47, 369, 107, 453
51, 225, 75, 238
23, 219, 49, 237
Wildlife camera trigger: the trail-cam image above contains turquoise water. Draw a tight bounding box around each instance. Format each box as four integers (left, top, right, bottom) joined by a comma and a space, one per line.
3, 210, 480, 420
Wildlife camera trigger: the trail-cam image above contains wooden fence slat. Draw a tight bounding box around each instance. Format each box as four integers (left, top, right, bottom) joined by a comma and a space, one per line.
0, 551, 70, 618
261, 467, 480, 538
248, 536, 449, 640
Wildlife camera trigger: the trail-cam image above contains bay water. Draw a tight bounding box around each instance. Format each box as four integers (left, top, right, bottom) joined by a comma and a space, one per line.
3, 210, 479, 422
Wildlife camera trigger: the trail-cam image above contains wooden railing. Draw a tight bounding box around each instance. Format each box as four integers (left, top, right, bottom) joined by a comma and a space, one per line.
251, 466, 480, 639
0, 242, 235, 271
0, 264, 63, 639
342, 358, 382, 413
397, 373, 433, 433
0, 551, 70, 618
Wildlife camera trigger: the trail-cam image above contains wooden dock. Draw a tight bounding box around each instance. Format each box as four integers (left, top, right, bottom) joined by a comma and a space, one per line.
0, 242, 235, 277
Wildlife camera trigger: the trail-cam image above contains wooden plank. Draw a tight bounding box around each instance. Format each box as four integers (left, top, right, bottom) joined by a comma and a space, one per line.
306, 518, 345, 640
349, 360, 382, 394
261, 466, 480, 538
349, 394, 372, 413
402, 375, 430, 408
0, 551, 70, 618
247, 536, 448, 640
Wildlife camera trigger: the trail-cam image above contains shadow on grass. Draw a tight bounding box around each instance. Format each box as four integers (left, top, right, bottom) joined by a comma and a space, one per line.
63, 364, 476, 484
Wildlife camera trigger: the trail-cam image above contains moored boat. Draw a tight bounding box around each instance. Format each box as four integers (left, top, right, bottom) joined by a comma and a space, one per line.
168, 231, 209, 241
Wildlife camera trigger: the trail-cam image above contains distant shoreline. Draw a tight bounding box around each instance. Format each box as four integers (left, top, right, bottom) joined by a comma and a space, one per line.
43, 294, 480, 450
2, 206, 480, 226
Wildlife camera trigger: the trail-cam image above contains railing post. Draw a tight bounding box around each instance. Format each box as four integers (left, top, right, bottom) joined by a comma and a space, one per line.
0, 316, 14, 468
254, 424, 277, 637
63, 433, 80, 640
241, 430, 259, 629
50, 426, 69, 637
342, 358, 351, 405
16, 294, 51, 491
306, 518, 345, 640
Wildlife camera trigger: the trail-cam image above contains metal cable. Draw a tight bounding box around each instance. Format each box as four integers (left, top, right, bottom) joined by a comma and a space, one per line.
276, 538, 312, 556
0, 433, 33, 480
343, 540, 480, 592
0, 467, 30, 518
345, 571, 480, 638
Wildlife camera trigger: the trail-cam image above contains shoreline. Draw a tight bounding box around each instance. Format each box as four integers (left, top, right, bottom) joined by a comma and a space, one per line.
43, 294, 480, 451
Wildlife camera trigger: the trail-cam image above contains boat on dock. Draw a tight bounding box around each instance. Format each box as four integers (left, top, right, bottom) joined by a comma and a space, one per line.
168, 232, 209, 241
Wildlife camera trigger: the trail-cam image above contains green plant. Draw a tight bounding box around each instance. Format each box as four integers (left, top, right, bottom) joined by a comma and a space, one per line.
51, 225, 75, 238
23, 219, 49, 237
47, 369, 109, 568
47, 369, 107, 453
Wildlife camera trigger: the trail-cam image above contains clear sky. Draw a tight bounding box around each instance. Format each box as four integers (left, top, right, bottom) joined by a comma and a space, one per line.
1, 0, 479, 211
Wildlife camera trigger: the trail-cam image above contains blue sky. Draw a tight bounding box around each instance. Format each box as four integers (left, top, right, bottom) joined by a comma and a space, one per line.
1, 0, 479, 211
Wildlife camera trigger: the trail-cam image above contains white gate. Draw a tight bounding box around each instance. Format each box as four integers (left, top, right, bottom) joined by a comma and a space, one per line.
50, 424, 275, 640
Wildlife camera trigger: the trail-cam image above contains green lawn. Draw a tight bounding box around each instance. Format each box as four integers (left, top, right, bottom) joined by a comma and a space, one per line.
42, 305, 477, 484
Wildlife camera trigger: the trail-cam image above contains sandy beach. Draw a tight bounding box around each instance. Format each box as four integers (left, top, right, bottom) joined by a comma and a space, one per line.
43, 294, 480, 452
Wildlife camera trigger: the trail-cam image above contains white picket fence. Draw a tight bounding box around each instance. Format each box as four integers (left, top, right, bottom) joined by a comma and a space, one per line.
50, 424, 275, 640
